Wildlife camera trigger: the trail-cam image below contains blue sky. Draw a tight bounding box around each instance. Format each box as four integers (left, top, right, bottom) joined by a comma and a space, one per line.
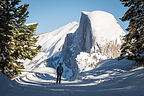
21, 0, 129, 34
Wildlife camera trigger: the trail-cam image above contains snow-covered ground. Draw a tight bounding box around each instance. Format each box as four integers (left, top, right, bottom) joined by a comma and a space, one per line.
1, 58, 144, 96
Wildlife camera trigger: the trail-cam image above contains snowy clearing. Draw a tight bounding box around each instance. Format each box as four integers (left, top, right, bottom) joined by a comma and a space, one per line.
1, 59, 144, 96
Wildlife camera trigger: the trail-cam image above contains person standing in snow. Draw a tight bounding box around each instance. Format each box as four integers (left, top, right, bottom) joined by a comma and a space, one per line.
56, 63, 63, 84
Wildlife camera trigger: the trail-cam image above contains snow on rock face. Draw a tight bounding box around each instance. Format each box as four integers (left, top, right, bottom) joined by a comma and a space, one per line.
76, 11, 125, 55
61, 11, 125, 76
83, 11, 125, 45
76, 52, 107, 72
36, 22, 79, 58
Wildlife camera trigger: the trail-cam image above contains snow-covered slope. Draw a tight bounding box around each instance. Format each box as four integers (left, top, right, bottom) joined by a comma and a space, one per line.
37, 21, 79, 58
2, 58, 144, 96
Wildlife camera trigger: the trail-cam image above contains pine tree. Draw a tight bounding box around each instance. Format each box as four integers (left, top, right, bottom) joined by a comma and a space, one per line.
0, 0, 41, 78
120, 0, 144, 63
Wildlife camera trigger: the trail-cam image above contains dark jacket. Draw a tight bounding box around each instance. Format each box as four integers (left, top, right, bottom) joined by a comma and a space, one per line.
57, 66, 63, 75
